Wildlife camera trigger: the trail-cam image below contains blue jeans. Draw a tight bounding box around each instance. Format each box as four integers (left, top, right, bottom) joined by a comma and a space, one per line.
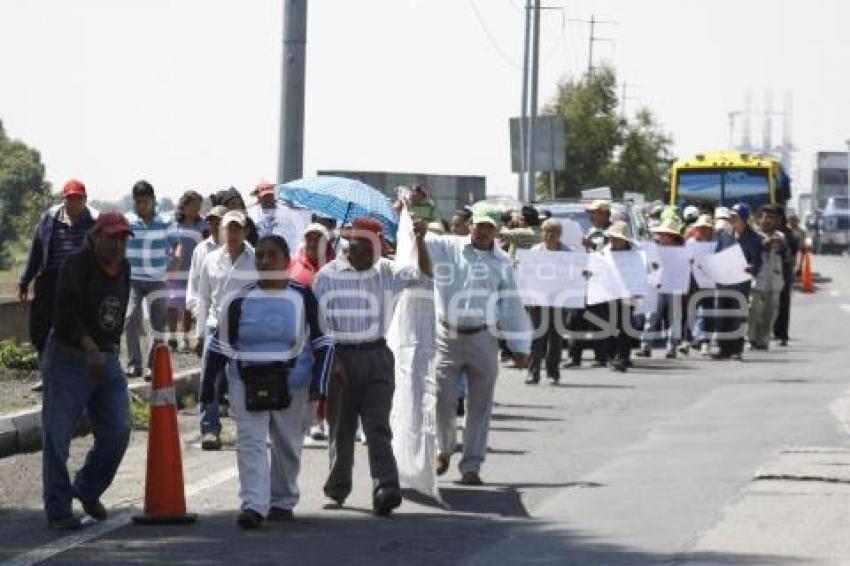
124, 279, 167, 370
641, 293, 683, 350
41, 336, 130, 522
199, 327, 223, 435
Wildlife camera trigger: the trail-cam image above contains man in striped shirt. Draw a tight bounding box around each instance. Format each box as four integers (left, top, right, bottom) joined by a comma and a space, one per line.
313, 216, 432, 516
124, 180, 177, 378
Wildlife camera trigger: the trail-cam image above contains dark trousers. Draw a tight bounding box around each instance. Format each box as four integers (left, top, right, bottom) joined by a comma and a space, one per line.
568, 303, 610, 363
325, 345, 398, 500
528, 307, 564, 380
30, 271, 59, 354
716, 285, 751, 356
773, 276, 793, 341
606, 301, 633, 365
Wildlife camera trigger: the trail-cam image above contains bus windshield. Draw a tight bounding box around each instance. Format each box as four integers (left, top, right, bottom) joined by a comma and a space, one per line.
677, 168, 770, 209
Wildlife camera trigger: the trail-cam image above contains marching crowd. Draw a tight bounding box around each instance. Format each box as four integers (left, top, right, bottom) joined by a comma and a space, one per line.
19, 178, 805, 531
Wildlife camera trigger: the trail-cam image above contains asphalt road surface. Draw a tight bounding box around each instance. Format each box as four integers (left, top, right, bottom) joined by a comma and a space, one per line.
1, 256, 849, 566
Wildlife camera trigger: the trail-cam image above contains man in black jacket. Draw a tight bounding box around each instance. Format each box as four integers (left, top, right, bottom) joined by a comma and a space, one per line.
41, 213, 133, 531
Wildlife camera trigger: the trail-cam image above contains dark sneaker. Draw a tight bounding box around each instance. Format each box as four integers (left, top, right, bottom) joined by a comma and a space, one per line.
237, 509, 264, 529
372, 487, 402, 517
635, 349, 651, 358
125, 365, 143, 378
524, 374, 540, 385
77, 497, 107, 521
456, 397, 465, 418
267, 507, 294, 522
565, 359, 581, 368
30, 380, 44, 393
436, 453, 450, 476
609, 362, 627, 373
49, 516, 83, 531
201, 433, 222, 451
459, 471, 484, 486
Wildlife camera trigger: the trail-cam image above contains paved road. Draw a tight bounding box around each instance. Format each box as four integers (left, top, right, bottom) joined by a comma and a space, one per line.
1, 256, 849, 565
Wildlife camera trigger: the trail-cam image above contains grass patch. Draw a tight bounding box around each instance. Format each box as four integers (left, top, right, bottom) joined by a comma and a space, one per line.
0, 339, 39, 370
129, 392, 151, 430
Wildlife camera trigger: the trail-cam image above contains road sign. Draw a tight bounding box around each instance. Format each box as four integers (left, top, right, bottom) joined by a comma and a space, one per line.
510, 116, 566, 174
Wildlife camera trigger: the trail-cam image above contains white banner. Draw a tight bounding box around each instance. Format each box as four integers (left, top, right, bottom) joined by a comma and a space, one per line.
586, 250, 648, 305
687, 241, 718, 289
558, 218, 585, 250
581, 187, 613, 200
703, 244, 751, 285
515, 250, 587, 308
657, 246, 692, 295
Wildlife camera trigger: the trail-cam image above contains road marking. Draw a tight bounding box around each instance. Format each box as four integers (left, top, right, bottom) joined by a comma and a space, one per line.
1, 466, 238, 566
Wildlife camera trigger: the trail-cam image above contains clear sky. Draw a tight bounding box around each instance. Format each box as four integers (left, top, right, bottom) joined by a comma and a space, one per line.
1, 0, 848, 201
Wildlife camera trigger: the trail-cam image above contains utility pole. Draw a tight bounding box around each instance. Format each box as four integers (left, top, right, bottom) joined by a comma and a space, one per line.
277, 0, 308, 184
525, 0, 541, 202
570, 14, 615, 80
518, 0, 532, 202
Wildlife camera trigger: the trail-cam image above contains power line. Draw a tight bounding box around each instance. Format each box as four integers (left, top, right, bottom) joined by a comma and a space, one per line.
469, 0, 521, 69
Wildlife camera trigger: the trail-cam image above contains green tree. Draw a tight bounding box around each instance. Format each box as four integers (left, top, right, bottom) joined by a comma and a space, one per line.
0, 121, 52, 268
602, 109, 675, 200
538, 66, 674, 201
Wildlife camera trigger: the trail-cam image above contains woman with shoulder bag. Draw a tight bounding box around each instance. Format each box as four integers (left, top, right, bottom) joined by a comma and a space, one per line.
205, 235, 334, 529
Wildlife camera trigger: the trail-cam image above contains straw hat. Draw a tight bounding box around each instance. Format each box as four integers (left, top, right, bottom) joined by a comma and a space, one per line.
586, 199, 611, 213
604, 220, 633, 242
692, 214, 714, 229
650, 216, 684, 236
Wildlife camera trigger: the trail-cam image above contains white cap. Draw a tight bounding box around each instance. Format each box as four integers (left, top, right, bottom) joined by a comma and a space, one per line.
303, 222, 330, 240
222, 210, 247, 227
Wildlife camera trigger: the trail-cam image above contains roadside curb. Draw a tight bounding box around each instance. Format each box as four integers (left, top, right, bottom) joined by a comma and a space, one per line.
0, 368, 199, 459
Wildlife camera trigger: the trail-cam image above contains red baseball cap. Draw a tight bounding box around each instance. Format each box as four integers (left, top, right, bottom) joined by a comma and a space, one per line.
63, 179, 87, 197
344, 217, 391, 255
255, 182, 275, 198
94, 212, 134, 237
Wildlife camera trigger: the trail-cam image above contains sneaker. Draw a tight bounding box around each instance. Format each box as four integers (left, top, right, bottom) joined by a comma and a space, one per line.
456, 397, 465, 418
678, 343, 690, 355
565, 359, 582, 368
302, 435, 317, 447
30, 380, 44, 393
310, 422, 328, 441
77, 497, 107, 521
700, 343, 711, 357
665, 348, 677, 360
459, 471, 484, 486
237, 509, 264, 529
48, 516, 83, 531
436, 453, 450, 476
635, 349, 652, 358
201, 433, 222, 451
267, 507, 294, 522
778, 339, 788, 347
167, 339, 179, 351
125, 365, 143, 378
609, 361, 627, 373
547, 373, 560, 384
524, 374, 540, 385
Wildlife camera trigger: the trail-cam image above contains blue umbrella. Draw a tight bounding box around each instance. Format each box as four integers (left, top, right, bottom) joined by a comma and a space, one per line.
277, 176, 398, 239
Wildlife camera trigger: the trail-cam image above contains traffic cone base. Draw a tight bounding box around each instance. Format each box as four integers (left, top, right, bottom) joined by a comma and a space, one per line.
133, 344, 198, 526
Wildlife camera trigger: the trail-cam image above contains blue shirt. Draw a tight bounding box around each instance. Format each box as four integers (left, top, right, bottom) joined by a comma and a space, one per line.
233, 286, 314, 389
45, 209, 95, 274
125, 212, 177, 282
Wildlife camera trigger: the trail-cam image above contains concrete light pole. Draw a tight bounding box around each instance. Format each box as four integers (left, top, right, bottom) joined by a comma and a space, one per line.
277, 0, 308, 184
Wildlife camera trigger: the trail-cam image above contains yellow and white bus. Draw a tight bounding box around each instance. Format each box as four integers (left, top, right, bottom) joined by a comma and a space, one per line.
670, 151, 791, 210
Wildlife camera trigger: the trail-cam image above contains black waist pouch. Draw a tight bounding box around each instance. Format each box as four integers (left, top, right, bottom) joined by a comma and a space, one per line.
239, 362, 293, 412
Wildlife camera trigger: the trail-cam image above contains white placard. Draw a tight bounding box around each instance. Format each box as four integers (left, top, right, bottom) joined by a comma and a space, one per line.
687, 241, 718, 289
581, 186, 613, 200
657, 246, 692, 295
586, 250, 648, 305
558, 218, 585, 250
703, 244, 751, 285
516, 250, 588, 308
623, 191, 645, 205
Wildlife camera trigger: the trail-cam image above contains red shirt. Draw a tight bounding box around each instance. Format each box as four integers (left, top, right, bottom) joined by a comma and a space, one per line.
288, 246, 334, 287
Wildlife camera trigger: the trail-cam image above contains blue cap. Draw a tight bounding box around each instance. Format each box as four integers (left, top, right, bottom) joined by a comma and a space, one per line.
730, 202, 750, 220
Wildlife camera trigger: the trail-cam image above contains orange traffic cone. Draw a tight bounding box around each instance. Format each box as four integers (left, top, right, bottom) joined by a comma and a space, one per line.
799, 250, 815, 293
133, 344, 197, 524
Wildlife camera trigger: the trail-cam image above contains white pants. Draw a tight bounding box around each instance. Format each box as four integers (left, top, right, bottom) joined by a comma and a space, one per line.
435, 326, 499, 474
227, 367, 311, 516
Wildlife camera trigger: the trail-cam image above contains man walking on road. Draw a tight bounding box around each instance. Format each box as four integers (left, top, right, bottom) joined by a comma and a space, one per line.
41, 213, 133, 530
749, 204, 788, 350
714, 203, 763, 360
313, 217, 432, 516
19, 179, 98, 391
195, 210, 256, 450
426, 215, 531, 486
124, 180, 176, 378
